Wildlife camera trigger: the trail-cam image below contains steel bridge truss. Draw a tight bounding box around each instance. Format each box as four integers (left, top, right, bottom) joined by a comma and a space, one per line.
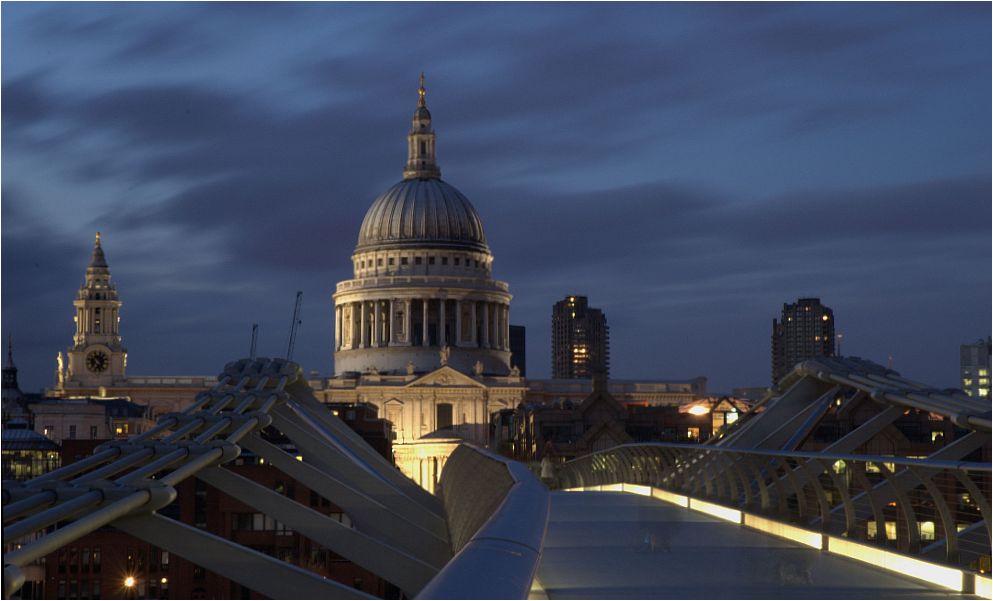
1, 358, 464, 599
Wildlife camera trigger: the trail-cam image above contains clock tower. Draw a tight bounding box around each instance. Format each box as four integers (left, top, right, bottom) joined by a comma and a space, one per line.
62, 232, 127, 388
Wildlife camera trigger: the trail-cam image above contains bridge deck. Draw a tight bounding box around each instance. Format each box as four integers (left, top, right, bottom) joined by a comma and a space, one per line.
535, 492, 972, 599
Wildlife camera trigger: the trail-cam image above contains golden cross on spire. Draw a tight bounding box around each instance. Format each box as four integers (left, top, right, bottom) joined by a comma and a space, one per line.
95, 231, 102, 246
418, 72, 426, 107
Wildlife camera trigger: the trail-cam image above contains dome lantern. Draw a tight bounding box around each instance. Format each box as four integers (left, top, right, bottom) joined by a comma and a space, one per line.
403, 73, 441, 180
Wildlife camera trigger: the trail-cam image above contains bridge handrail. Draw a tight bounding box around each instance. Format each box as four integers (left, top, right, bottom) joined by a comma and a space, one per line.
555, 442, 991, 579
417, 444, 550, 600
562, 442, 992, 473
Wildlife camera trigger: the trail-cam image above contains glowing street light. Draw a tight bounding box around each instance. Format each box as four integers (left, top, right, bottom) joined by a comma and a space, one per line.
688, 405, 709, 416
124, 576, 136, 588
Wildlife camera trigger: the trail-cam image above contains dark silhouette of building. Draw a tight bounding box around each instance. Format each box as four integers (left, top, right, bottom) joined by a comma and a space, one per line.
771, 298, 835, 385
509, 325, 526, 376
551, 296, 609, 379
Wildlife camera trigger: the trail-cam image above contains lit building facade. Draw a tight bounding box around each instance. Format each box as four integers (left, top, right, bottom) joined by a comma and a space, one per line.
960, 337, 991, 400
551, 295, 609, 379
771, 297, 835, 385
318, 77, 527, 491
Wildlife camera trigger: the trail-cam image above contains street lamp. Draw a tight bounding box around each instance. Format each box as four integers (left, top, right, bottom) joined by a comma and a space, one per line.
124, 576, 136, 589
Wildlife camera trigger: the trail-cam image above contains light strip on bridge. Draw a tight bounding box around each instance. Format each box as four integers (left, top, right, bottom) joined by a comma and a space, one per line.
975, 575, 992, 598
688, 499, 741, 524
826, 536, 965, 592
651, 488, 688, 508
621, 484, 651, 496
743, 514, 822, 549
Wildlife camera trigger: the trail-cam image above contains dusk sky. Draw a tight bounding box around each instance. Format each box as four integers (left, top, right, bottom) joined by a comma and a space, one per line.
3, 2, 990, 394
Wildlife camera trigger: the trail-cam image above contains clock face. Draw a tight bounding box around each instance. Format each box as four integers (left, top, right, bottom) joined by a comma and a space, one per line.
86, 350, 109, 373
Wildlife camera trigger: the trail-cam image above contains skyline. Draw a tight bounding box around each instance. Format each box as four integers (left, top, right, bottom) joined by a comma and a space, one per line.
3, 2, 991, 393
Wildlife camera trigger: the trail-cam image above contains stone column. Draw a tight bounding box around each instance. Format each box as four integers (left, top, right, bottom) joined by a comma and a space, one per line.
335, 305, 341, 351
470, 301, 477, 347
360, 301, 368, 348
373, 300, 381, 347
439, 298, 446, 346
404, 299, 413, 345
454, 300, 462, 347
502, 305, 509, 350
422, 298, 430, 347
482, 302, 490, 348
388, 299, 395, 345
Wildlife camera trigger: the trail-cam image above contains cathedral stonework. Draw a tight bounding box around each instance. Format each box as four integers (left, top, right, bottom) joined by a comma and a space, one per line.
61, 233, 128, 389
320, 77, 527, 491
332, 75, 513, 377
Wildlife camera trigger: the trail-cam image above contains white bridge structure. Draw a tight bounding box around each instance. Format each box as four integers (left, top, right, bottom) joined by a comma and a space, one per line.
3, 356, 991, 599
2, 358, 548, 600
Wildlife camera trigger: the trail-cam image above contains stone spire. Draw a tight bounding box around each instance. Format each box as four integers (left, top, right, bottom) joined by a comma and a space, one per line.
403, 73, 441, 180
3, 335, 20, 393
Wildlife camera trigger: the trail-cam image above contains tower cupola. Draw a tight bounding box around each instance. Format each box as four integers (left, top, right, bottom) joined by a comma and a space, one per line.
403, 73, 441, 180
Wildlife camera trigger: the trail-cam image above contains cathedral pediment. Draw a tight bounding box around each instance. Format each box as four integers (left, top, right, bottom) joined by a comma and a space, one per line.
407, 366, 484, 389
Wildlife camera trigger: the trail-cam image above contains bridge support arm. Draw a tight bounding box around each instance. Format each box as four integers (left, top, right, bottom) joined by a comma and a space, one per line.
241, 434, 450, 565
113, 512, 375, 600
198, 466, 438, 597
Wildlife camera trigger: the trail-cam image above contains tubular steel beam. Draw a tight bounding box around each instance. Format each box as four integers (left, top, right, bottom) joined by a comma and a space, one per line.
113, 512, 375, 600
240, 435, 450, 564
198, 466, 438, 597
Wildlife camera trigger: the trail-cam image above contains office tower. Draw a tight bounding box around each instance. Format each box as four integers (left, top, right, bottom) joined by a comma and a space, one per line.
771, 298, 835, 384
509, 325, 527, 376
960, 338, 991, 401
552, 296, 609, 379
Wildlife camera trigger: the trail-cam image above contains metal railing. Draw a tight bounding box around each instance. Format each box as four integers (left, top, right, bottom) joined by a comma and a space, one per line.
556, 443, 991, 576
417, 445, 550, 600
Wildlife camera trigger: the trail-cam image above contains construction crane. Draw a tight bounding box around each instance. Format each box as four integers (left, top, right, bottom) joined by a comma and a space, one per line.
286, 291, 303, 361
249, 323, 259, 360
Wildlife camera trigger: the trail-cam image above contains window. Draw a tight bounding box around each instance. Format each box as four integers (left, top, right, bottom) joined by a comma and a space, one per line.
436, 403, 453, 430
69, 425, 77, 440
454, 257, 460, 266
415, 257, 423, 265
401, 257, 408, 265
377, 258, 383, 266
441, 257, 448, 265
44, 424, 55, 437
92, 547, 100, 573
429, 257, 435, 265
89, 426, 98, 438
388, 257, 395, 265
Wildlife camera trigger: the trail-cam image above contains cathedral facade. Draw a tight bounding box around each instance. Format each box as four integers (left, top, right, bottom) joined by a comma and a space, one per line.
315, 77, 527, 490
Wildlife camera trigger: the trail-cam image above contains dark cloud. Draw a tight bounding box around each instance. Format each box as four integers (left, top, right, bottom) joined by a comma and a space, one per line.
2, 3, 989, 392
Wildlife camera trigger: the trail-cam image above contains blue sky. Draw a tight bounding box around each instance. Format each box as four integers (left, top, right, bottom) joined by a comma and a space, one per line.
3, 2, 990, 393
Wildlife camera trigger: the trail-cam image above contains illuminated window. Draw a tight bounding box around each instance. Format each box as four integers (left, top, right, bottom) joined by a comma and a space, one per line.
867, 521, 897, 540
979, 369, 989, 377
980, 388, 989, 397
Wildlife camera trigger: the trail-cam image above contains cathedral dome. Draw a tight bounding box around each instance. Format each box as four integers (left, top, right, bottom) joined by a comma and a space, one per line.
356, 178, 489, 253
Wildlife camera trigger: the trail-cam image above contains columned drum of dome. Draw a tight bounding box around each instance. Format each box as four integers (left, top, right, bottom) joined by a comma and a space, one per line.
333, 76, 512, 376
